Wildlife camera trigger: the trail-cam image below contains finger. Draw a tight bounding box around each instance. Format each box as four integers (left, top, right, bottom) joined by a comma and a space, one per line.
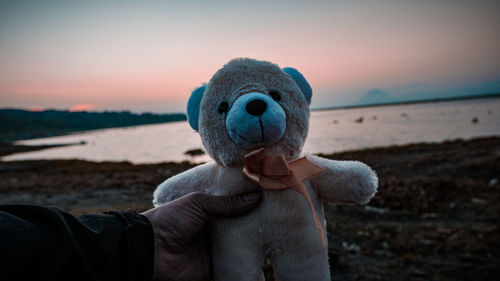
193, 191, 262, 217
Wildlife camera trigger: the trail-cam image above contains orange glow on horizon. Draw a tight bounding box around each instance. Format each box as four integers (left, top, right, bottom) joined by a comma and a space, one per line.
69, 104, 96, 112
28, 107, 44, 112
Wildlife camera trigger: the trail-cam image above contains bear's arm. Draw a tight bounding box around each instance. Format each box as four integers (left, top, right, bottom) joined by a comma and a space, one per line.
305, 154, 378, 204
152, 161, 217, 207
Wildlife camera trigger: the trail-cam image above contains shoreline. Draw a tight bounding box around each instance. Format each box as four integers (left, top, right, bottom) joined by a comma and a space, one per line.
1, 136, 499, 280
2, 134, 499, 165
0, 141, 86, 157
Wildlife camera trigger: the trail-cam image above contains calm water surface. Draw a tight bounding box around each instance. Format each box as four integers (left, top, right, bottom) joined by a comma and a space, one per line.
3, 98, 499, 164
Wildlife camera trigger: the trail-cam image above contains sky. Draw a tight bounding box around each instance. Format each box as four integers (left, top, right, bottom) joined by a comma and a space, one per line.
1, 0, 499, 113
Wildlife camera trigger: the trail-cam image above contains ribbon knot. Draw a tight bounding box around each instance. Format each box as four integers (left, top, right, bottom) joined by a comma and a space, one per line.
242, 148, 326, 249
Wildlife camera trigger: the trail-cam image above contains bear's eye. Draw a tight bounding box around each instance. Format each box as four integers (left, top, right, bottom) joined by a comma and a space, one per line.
269, 90, 281, 101
218, 101, 229, 114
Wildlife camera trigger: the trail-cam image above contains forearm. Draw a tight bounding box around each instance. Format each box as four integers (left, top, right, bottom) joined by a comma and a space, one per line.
0, 205, 154, 281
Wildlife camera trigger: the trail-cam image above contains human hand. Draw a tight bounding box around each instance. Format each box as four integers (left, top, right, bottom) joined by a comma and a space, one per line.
142, 191, 262, 281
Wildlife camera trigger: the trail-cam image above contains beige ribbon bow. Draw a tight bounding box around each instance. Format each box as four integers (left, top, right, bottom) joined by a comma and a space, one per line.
242, 147, 326, 248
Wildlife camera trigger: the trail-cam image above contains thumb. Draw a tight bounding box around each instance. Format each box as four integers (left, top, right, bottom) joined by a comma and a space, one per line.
194, 191, 262, 217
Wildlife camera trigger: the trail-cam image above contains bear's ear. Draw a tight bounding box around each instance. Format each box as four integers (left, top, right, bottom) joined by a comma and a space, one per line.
186, 85, 206, 131
282, 67, 312, 104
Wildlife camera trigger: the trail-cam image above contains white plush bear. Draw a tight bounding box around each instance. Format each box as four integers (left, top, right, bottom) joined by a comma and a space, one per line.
153, 58, 377, 281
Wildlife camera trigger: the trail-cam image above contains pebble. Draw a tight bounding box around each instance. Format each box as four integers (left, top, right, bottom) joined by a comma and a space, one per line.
357, 230, 370, 236
471, 197, 486, 204
364, 205, 388, 214
489, 178, 498, 186
342, 241, 361, 253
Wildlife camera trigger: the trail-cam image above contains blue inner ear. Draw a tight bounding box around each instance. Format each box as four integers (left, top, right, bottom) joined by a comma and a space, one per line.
282, 67, 312, 104
186, 85, 205, 131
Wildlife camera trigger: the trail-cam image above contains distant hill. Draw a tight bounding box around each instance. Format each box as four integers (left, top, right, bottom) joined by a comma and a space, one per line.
352, 79, 500, 107
0, 109, 186, 142
356, 89, 394, 106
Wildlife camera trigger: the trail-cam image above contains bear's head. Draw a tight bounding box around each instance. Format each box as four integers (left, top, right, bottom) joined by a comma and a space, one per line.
187, 58, 313, 167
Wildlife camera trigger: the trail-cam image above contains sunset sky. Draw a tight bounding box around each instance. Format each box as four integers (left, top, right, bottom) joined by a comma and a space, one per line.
1, 0, 499, 113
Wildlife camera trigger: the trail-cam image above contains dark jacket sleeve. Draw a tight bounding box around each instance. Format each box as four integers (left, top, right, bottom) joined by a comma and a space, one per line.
0, 204, 154, 281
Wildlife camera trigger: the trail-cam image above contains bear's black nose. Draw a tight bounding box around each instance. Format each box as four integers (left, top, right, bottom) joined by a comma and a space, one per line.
246, 99, 267, 116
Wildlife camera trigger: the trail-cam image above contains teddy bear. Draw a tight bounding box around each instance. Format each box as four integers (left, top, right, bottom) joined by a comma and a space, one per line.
153, 58, 378, 281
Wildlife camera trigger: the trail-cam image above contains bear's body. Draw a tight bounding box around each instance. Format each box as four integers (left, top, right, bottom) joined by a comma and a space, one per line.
153, 58, 377, 280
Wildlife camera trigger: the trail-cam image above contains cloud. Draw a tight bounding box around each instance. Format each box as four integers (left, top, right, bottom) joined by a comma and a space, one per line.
69, 103, 95, 112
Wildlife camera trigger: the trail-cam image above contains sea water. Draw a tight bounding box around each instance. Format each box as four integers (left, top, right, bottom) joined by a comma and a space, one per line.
3, 98, 499, 164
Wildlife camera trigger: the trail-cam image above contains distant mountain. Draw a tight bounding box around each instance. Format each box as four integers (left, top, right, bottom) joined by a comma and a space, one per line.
0, 109, 186, 142
353, 79, 500, 107
356, 89, 394, 106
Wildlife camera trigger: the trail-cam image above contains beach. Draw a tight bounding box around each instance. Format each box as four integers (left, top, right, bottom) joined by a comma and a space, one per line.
1, 137, 499, 280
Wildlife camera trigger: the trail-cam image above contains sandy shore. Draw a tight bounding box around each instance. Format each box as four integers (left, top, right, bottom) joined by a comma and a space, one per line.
1, 137, 499, 280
